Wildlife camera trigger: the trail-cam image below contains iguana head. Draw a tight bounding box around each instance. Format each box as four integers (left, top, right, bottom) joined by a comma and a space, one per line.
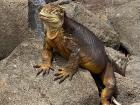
39, 4, 64, 27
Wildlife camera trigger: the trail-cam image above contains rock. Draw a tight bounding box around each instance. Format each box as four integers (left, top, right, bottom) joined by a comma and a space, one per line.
105, 47, 128, 75
115, 55, 140, 104
105, 0, 135, 7
72, 0, 140, 56
126, 56, 140, 85
115, 76, 140, 105
61, 2, 120, 48
0, 38, 100, 105
76, 0, 106, 15
131, 103, 140, 105
53, 0, 72, 4
0, 38, 139, 105
75, 0, 136, 13
0, 0, 34, 60
107, 0, 140, 56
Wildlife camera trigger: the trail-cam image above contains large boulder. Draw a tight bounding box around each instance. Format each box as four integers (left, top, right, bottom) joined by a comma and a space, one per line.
131, 103, 140, 105
0, 38, 100, 105
105, 47, 128, 74
106, 0, 136, 6
126, 56, 140, 85
76, 0, 136, 14
115, 55, 140, 104
0, 0, 34, 60
107, 0, 140, 56
0, 38, 139, 105
75, 0, 106, 14
61, 2, 120, 48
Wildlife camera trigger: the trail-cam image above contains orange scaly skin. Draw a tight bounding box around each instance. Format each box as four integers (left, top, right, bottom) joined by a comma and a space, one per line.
34, 4, 119, 105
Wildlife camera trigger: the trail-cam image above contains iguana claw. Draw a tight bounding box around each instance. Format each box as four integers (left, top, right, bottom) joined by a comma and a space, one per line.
33, 64, 54, 76
54, 67, 76, 84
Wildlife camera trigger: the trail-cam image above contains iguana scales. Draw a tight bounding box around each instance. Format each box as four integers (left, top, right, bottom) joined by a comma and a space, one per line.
34, 4, 124, 105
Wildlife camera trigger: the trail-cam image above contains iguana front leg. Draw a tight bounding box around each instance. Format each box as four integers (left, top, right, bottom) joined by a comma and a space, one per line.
54, 41, 80, 83
33, 41, 54, 76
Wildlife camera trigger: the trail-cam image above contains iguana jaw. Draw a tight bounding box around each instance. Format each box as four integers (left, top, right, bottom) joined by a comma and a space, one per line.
39, 12, 60, 23
42, 18, 64, 40
39, 4, 65, 40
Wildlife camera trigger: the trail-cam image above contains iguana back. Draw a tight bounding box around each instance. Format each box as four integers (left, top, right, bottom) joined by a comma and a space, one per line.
63, 15, 108, 67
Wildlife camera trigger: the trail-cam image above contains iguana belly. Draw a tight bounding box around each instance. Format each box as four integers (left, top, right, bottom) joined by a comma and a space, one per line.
47, 35, 106, 74
79, 53, 105, 74
56, 45, 105, 74
47, 37, 70, 58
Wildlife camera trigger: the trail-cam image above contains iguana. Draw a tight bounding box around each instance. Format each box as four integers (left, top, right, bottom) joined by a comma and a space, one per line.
33, 4, 124, 105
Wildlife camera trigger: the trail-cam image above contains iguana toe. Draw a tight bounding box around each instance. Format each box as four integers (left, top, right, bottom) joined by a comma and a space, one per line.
33, 64, 54, 76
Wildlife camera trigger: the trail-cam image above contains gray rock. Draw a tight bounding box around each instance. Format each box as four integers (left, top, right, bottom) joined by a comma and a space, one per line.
126, 56, 140, 85
72, 0, 106, 14
0, 38, 139, 105
131, 103, 140, 105
105, 47, 128, 75
106, 0, 136, 7
115, 76, 140, 105
73, 0, 140, 56
61, 2, 120, 48
115, 55, 140, 104
108, 0, 140, 56
0, 38, 100, 105
0, 0, 34, 60
76, 0, 136, 13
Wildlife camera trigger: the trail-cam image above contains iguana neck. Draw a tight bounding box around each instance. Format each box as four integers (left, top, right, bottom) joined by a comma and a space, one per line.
45, 24, 64, 40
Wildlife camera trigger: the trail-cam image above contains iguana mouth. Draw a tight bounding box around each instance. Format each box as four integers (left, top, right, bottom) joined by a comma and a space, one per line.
39, 14, 59, 23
